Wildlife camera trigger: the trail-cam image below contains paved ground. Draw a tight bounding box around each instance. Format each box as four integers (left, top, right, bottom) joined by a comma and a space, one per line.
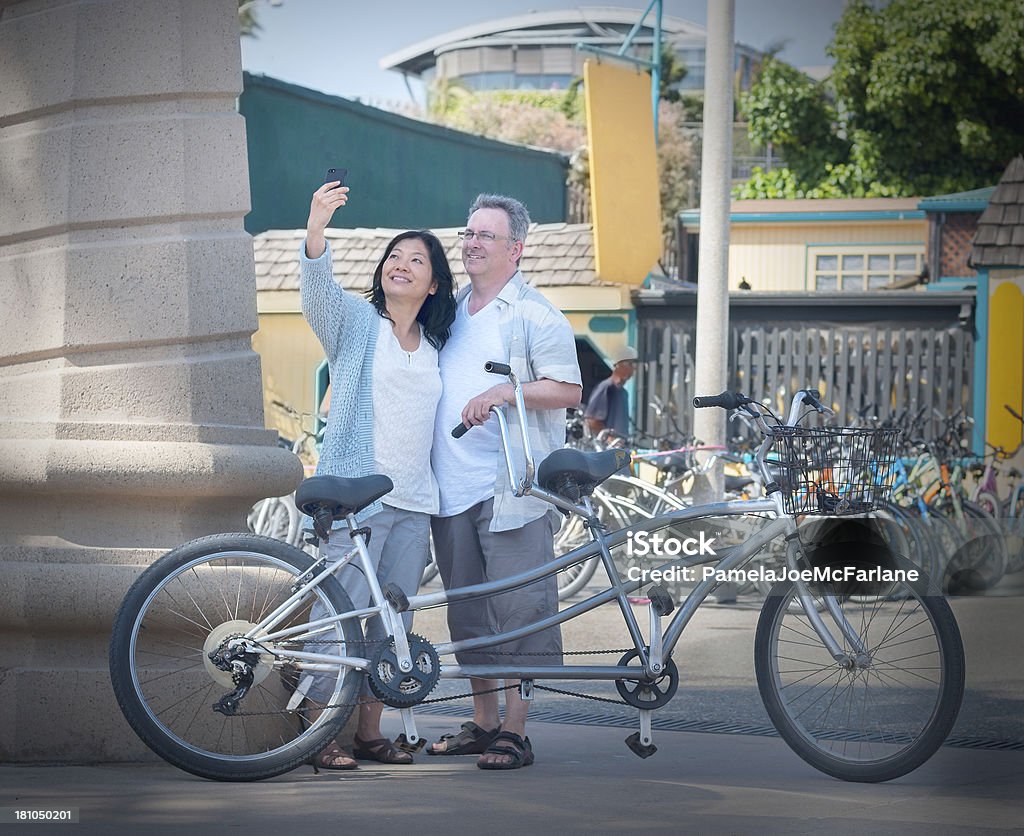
2, 717, 1022, 835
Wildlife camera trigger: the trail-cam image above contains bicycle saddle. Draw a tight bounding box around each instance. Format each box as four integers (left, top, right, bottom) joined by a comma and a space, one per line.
538, 448, 631, 500
725, 474, 755, 492
295, 474, 394, 520
644, 451, 691, 472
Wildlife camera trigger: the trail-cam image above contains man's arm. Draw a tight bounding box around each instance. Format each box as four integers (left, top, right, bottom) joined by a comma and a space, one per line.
459, 379, 581, 428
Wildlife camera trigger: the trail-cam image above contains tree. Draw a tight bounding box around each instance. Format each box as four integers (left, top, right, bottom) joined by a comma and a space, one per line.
239, 0, 282, 39
423, 88, 585, 153
737, 0, 1024, 198
739, 57, 848, 187
652, 42, 688, 104
830, 0, 1024, 194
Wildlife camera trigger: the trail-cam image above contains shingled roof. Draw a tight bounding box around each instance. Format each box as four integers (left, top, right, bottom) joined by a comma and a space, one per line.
253, 223, 604, 292
970, 155, 1024, 268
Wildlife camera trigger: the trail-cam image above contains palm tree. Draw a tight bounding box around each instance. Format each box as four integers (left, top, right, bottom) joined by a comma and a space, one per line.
238, 0, 282, 39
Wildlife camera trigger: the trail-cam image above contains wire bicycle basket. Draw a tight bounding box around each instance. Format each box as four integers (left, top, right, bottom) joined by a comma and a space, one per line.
767, 426, 901, 515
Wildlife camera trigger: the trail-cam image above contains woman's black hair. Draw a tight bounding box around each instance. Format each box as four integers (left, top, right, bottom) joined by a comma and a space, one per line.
366, 230, 457, 351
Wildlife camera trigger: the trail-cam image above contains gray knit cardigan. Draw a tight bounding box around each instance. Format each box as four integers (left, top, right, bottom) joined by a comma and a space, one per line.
299, 242, 384, 520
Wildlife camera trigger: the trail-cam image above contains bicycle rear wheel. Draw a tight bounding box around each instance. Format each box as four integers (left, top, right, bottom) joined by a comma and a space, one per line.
754, 556, 964, 782
109, 533, 362, 781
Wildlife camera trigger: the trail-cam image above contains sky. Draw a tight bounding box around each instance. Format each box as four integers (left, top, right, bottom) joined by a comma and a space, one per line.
240, 0, 850, 109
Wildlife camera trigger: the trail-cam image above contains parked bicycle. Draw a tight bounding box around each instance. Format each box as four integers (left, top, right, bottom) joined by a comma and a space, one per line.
109, 363, 964, 784
247, 400, 322, 549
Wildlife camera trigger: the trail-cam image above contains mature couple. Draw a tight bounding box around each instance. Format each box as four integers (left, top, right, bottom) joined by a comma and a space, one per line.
299, 183, 582, 771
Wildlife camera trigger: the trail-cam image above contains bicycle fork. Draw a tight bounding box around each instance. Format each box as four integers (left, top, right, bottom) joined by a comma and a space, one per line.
783, 525, 868, 663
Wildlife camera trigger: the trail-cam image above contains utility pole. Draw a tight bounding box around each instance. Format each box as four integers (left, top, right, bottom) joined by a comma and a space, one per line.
692, 0, 735, 497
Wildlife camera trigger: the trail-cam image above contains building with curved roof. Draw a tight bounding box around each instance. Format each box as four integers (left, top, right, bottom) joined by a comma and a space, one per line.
380, 6, 761, 95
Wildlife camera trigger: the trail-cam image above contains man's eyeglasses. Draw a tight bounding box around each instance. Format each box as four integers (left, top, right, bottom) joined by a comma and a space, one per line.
458, 229, 513, 243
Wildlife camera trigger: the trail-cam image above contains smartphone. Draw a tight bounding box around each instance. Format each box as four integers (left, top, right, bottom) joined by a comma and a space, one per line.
324, 167, 348, 189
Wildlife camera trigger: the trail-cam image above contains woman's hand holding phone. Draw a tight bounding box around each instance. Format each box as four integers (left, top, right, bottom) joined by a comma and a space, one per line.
305, 168, 349, 259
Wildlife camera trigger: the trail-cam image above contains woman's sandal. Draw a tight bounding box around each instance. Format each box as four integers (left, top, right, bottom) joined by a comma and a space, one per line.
314, 741, 358, 771
427, 721, 500, 756
477, 731, 534, 770
353, 735, 414, 764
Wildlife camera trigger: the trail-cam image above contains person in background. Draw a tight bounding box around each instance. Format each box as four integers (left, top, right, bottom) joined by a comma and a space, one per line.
584, 345, 638, 442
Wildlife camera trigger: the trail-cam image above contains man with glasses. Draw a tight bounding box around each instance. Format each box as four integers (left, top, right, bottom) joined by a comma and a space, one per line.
429, 194, 582, 769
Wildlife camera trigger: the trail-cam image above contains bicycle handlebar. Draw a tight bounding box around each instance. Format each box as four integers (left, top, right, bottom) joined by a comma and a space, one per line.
693, 391, 752, 410
450, 361, 514, 438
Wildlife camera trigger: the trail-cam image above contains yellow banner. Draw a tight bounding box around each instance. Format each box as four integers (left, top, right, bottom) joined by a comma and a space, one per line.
583, 59, 662, 285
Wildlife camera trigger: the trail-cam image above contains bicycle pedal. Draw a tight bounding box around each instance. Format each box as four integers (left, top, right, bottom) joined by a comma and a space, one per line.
624, 732, 657, 759
647, 585, 675, 616
394, 733, 425, 754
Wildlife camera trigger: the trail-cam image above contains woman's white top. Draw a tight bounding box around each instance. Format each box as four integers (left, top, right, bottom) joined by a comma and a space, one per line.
371, 315, 442, 513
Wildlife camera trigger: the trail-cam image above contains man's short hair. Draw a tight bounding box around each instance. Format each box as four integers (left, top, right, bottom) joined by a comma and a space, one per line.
468, 193, 531, 244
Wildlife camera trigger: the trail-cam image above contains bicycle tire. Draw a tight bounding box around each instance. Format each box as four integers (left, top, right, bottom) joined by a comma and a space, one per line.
931, 499, 1007, 590
960, 499, 1009, 585
754, 555, 964, 782
247, 497, 292, 542
109, 533, 363, 781
973, 490, 1001, 519
876, 501, 939, 580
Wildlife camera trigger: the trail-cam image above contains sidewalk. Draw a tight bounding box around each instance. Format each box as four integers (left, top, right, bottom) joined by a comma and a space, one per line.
3, 716, 1023, 835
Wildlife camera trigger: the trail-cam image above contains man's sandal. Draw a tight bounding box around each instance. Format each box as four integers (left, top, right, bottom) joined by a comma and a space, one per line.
313, 741, 358, 771
427, 721, 499, 756
353, 735, 414, 764
477, 731, 534, 770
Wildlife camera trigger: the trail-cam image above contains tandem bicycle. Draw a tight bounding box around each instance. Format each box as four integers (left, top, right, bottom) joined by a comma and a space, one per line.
109, 362, 965, 783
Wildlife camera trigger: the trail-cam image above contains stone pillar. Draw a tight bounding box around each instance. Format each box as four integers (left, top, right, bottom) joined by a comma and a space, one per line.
0, 0, 302, 761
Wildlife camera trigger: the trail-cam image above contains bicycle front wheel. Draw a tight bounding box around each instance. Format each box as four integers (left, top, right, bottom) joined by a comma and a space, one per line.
754, 557, 964, 782
110, 533, 363, 781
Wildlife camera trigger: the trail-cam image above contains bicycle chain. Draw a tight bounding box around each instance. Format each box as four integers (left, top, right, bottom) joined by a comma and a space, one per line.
229, 646, 637, 716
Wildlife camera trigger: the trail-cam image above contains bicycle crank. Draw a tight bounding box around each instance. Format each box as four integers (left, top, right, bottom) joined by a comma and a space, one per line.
368, 633, 440, 708
614, 648, 679, 709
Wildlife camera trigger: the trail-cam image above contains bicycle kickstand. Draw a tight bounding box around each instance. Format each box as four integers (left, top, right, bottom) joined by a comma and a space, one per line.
625, 584, 674, 759
626, 711, 656, 759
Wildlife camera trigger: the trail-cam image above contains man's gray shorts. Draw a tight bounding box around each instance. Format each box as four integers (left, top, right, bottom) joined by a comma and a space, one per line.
431, 498, 562, 667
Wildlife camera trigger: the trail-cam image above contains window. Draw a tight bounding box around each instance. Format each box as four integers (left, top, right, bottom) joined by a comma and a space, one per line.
810, 246, 924, 291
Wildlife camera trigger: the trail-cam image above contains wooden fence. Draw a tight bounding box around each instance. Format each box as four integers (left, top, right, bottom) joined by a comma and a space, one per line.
633, 290, 976, 444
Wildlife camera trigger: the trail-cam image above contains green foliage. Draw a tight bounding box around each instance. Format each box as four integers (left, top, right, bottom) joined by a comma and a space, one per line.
657, 100, 698, 235
423, 86, 585, 153
737, 0, 1024, 198
739, 57, 848, 186
238, 0, 259, 37
651, 43, 688, 103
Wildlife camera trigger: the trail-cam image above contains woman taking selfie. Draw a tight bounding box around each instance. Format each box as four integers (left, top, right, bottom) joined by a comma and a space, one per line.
298, 178, 456, 769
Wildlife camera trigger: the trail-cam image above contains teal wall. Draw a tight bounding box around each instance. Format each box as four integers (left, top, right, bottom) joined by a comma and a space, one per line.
240, 73, 569, 234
